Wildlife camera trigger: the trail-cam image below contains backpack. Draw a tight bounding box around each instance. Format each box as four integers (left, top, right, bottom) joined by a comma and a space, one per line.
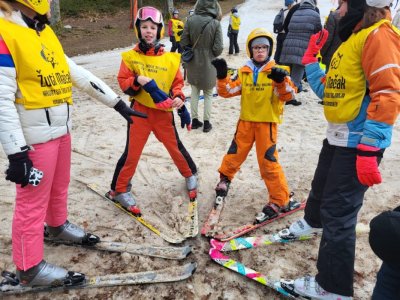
273, 8, 287, 34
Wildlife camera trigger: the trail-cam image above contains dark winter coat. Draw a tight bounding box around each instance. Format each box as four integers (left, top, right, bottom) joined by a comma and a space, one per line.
320, 9, 342, 67
279, 0, 322, 66
181, 0, 223, 90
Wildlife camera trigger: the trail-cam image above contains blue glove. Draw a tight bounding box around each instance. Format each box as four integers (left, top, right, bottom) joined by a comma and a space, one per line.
142, 80, 173, 109
177, 105, 191, 131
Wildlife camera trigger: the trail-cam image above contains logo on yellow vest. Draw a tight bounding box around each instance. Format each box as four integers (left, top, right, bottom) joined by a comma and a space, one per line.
329, 52, 343, 70
40, 44, 58, 68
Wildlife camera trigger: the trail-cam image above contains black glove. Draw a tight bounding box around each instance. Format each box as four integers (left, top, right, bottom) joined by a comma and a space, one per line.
6, 149, 33, 187
267, 67, 289, 83
177, 30, 183, 37
113, 98, 147, 124
211, 58, 228, 79
170, 36, 175, 43
177, 105, 191, 131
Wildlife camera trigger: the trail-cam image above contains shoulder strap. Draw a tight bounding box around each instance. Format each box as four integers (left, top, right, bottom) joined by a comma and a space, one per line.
192, 20, 212, 49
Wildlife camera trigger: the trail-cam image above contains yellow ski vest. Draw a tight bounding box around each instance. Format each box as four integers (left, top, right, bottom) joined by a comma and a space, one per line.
170, 18, 184, 42
239, 68, 284, 123
230, 15, 240, 31
121, 50, 181, 111
0, 18, 72, 109
323, 20, 392, 123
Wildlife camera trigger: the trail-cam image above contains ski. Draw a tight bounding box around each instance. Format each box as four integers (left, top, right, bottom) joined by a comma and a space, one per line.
86, 183, 186, 244
0, 262, 197, 295
44, 237, 192, 260
184, 190, 199, 238
213, 201, 306, 242
210, 229, 317, 252
209, 248, 305, 299
201, 194, 226, 237
211, 223, 369, 252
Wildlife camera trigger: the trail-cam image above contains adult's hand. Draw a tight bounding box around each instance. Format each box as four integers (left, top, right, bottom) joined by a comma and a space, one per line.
302, 29, 329, 65
114, 98, 147, 123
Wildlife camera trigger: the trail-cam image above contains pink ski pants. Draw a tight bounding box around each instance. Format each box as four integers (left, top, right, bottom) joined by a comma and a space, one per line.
12, 134, 71, 270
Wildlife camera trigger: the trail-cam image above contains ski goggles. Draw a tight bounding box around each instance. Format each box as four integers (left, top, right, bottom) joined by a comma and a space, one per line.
137, 6, 163, 24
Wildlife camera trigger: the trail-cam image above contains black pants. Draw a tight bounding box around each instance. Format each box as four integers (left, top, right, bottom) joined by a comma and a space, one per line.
229, 32, 239, 54
372, 262, 400, 299
304, 139, 370, 296
273, 32, 286, 64
171, 41, 182, 53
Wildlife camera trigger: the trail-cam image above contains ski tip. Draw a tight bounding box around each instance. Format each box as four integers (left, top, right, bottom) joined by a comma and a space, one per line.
209, 238, 220, 250
183, 245, 193, 257
187, 262, 197, 275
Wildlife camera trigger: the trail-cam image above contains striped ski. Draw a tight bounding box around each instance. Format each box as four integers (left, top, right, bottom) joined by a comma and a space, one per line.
211, 229, 317, 252
211, 223, 369, 252
213, 201, 306, 242
1, 262, 197, 295
87, 183, 186, 244
209, 248, 305, 299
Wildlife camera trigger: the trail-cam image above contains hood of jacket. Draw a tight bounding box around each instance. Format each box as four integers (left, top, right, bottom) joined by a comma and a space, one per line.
194, 0, 219, 18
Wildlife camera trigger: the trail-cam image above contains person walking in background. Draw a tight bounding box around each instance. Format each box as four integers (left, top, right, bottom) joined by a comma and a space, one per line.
279, 0, 321, 93
227, 7, 241, 56
287, 0, 400, 298
211, 28, 300, 223
109, 6, 197, 214
181, 0, 223, 133
0, 0, 146, 287
273, 0, 295, 64
369, 206, 400, 299
320, 0, 347, 71
168, 9, 184, 53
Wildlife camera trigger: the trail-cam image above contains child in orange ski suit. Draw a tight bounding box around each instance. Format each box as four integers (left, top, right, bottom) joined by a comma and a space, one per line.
211, 28, 299, 222
109, 7, 197, 214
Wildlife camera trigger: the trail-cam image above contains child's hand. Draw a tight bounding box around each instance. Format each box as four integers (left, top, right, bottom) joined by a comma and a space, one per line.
178, 105, 191, 131
142, 79, 173, 109
267, 67, 289, 83
137, 75, 152, 86
171, 97, 184, 109
211, 58, 228, 79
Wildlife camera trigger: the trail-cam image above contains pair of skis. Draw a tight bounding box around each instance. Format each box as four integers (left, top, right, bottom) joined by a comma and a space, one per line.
87, 183, 198, 244
202, 191, 305, 241
0, 262, 196, 295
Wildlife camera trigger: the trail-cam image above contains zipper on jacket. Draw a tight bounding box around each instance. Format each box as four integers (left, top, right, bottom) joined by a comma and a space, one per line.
66, 104, 70, 133
45, 108, 51, 125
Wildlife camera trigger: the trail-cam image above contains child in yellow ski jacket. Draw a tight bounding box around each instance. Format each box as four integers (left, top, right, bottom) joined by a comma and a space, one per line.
211, 28, 299, 223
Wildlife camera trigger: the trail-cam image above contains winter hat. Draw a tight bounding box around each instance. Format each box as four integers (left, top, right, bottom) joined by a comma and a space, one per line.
369, 207, 400, 267
366, 0, 393, 7
251, 37, 270, 48
285, 0, 295, 6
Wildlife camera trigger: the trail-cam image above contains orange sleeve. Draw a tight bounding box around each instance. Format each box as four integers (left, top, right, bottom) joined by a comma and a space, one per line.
117, 60, 141, 95
216, 75, 242, 98
273, 77, 297, 102
362, 23, 400, 125
170, 67, 185, 100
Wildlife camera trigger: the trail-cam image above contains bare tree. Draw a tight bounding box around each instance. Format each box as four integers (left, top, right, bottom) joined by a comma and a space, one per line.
50, 0, 61, 25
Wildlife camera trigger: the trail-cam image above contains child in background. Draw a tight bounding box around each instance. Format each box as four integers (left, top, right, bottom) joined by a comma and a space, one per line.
109, 6, 197, 214
168, 9, 184, 53
211, 28, 300, 223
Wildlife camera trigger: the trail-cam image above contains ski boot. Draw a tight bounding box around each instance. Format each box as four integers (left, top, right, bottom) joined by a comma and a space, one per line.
45, 220, 100, 246
255, 203, 280, 224
215, 174, 230, 198
16, 260, 85, 287
185, 175, 198, 199
288, 218, 322, 237
107, 190, 141, 216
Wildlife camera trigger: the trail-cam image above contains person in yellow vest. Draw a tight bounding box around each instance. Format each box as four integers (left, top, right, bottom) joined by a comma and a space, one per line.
211, 28, 301, 223
168, 9, 184, 53
0, 0, 146, 287
227, 7, 240, 55
286, 0, 400, 298
108, 6, 197, 216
